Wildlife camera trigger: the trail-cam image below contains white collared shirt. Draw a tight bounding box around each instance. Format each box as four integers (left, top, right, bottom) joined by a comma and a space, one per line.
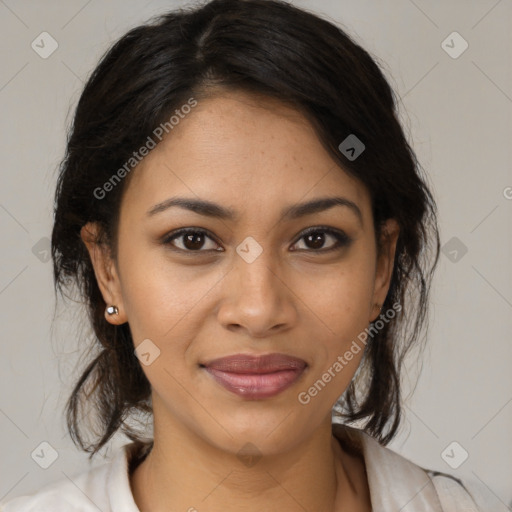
0, 427, 496, 511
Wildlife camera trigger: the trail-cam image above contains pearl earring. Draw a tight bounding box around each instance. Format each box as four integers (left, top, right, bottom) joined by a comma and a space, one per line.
106, 305, 119, 315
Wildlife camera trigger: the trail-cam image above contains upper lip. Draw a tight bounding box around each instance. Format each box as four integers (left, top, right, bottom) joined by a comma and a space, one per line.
201, 353, 307, 374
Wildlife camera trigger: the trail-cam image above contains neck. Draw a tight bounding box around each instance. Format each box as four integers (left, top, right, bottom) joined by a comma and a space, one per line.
131, 415, 365, 512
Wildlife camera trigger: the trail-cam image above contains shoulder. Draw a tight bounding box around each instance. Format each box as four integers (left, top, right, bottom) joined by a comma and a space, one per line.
333, 423, 484, 511
427, 471, 499, 512
0, 443, 144, 512
0, 460, 111, 512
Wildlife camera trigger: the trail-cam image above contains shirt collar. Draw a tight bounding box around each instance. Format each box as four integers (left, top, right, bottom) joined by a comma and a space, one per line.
332, 423, 443, 511
107, 441, 145, 512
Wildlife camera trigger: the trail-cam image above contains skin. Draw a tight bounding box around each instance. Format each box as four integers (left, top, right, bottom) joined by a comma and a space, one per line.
81, 89, 399, 512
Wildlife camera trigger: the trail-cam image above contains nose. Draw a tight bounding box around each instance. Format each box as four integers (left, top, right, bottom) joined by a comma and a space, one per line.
216, 249, 298, 338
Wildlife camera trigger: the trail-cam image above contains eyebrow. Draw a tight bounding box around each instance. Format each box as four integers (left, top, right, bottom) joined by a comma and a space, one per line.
147, 196, 363, 225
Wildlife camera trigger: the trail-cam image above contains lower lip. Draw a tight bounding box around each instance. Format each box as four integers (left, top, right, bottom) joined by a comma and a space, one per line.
203, 367, 306, 399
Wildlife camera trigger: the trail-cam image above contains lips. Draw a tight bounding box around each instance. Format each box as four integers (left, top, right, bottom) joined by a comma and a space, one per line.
201, 353, 307, 399
203, 353, 307, 373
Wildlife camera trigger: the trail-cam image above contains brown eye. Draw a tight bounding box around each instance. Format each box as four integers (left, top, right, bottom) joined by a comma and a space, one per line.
291, 227, 352, 252
163, 228, 221, 252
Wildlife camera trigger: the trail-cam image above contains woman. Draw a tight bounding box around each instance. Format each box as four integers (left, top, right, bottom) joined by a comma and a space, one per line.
1, 0, 489, 510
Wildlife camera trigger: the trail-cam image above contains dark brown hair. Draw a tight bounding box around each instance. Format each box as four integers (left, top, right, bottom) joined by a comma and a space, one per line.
51, 0, 440, 459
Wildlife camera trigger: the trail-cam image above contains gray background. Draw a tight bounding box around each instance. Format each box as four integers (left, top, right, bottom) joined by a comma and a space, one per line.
0, 0, 510, 509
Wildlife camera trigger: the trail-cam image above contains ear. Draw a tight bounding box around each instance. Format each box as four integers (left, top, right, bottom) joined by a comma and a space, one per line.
369, 218, 400, 322
80, 222, 127, 325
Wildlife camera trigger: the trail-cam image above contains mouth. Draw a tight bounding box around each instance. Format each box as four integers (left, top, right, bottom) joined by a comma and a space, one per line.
200, 353, 308, 400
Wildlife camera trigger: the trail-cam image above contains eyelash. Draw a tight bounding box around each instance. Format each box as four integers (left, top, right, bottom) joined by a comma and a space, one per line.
162, 226, 352, 254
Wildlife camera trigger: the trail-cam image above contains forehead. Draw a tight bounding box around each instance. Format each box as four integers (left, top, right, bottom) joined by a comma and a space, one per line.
121, 91, 371, 224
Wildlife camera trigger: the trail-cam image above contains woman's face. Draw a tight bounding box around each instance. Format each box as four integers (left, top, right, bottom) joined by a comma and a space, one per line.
83, 90, 399, 456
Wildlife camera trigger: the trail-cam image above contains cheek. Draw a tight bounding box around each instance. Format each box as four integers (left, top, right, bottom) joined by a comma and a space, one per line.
117, 246, 224, 358
297, 252, 375, 391
297, 286, 370, 411
304, 254, 375, 334
116, 245, 184, 339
